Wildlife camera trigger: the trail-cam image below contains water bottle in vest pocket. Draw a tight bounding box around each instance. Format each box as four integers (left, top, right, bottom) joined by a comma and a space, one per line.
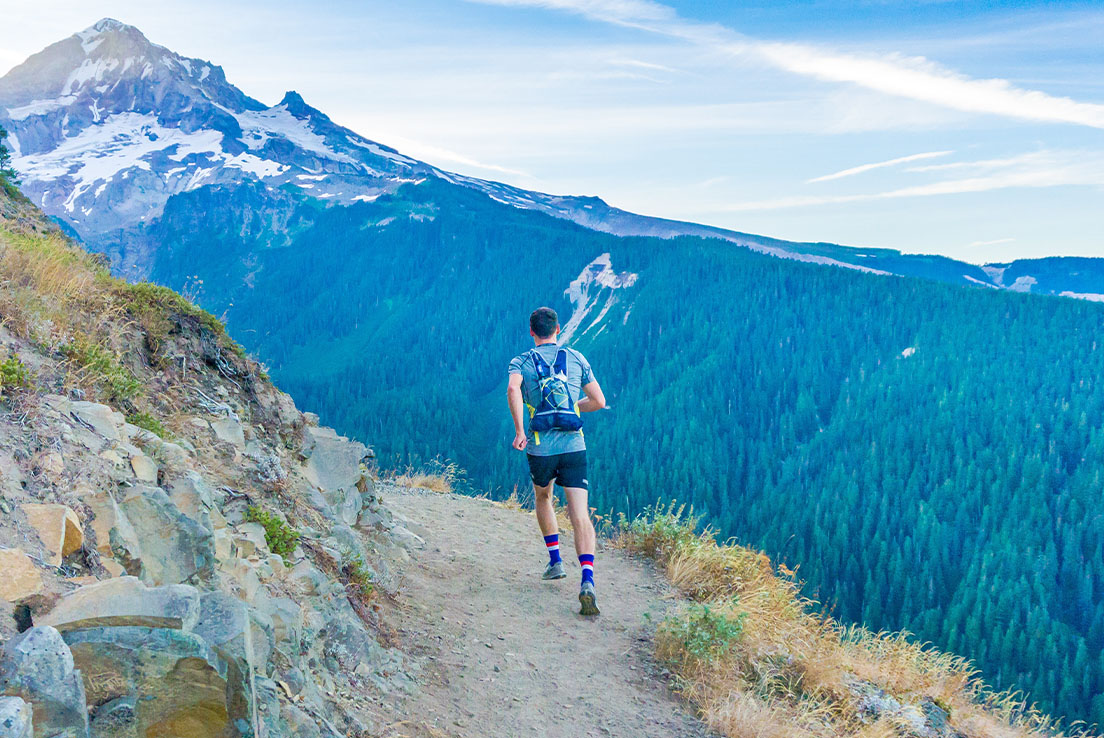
528, 349, 583, 434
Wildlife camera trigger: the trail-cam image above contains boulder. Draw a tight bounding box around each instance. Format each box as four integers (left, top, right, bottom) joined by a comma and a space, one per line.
63, 626, 230, 738
233, 523, 269, 559
32, 451, 65, 482
70, 401, 125, 444
0, 549, 43, 603
301, 426, 368, 495
39, 577, 200, 633
128, 455, 158, 484
0, 696, 32, 738
21, 503, 83, 566
210, 418, 245, 449
165, 472, 215, 527
117, 485, 214, 585
0, 627, 89, 738
85, 491, 134, 556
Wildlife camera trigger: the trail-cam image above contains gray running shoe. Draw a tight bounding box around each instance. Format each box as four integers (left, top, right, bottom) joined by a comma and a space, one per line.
542, 560, 567, 580
579, 581, 600, 616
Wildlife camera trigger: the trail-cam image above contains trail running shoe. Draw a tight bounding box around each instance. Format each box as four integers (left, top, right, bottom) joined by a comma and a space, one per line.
579, 581, 600, 616
542, 561, 567, 580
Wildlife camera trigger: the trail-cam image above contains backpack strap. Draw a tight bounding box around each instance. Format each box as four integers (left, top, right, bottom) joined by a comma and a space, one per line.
530, 349, 551, 378
552, 349, 569, 378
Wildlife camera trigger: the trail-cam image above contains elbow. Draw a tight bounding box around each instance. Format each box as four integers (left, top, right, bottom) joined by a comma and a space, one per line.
594, 397, 607, 410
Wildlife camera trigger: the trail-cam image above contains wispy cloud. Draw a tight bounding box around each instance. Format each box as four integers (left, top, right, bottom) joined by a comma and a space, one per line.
721, 150, 1104, 211
371, 134, 532, 178
807, 150, 953, 183
969, 238, 1015, 248
471, 0, 1104, 128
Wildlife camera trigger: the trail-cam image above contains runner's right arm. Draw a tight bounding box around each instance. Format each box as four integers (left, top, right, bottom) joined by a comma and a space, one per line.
507, 372, 528, 450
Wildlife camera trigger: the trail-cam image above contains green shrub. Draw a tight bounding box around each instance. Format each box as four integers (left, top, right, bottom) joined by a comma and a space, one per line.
244, 505, 300, 562
343, 555, 376, 601
660, 602, 746, 664
62, 336, 142, 401
127, 411, 168, 439
616, 500, 702, 559
0, 355, 30, 394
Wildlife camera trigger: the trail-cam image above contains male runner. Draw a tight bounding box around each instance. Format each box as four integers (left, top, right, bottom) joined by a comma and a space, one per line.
507, 307, 606, 616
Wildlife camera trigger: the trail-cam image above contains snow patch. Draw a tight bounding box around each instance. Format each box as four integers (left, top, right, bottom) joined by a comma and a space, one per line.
981, 265, 1008, 286
1060, 291, 1104, 303
964, 275, 997, 288
12, 112, 285, 211
1007, 275, 1037, 293
901, 347, 916, 358
235, 105, 356, 164
560, 253, 638, 344
66, 57, 121, 93
6, 96, 77, 120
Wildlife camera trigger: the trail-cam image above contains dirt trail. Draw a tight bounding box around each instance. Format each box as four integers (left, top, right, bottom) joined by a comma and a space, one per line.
378, 485, 715, 738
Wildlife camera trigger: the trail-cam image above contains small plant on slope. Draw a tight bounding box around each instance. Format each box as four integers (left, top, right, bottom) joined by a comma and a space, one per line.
244, 505, 300, 562
0, 354, 30, 395
659, 602, 746, 666
127, 411, 168, 439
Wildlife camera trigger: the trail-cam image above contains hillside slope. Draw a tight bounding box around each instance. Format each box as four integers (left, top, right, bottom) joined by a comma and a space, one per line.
0, 185, 1093, 738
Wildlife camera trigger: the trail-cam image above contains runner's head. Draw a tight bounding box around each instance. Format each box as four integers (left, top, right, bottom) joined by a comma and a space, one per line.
530, 307, 559, 343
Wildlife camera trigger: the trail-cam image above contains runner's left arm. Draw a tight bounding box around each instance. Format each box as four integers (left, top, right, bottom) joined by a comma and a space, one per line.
577, 381, 607, 413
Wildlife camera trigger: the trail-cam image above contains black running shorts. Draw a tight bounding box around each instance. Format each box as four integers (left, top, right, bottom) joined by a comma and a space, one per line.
527, 450, 588, 490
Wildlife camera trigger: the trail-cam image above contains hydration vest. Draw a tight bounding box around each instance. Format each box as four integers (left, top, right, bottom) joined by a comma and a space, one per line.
527, 348, 583, 443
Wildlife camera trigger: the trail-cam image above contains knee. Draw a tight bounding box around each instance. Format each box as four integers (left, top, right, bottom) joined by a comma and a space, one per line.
534, 485, 553, 502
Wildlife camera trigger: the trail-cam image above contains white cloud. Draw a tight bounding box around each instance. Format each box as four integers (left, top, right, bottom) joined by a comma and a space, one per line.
808, 150, 953, 183
359, 134, 532, 178
722, 150, 1104, 211
472, 0, 1104, 129
969, 238, 1015, 248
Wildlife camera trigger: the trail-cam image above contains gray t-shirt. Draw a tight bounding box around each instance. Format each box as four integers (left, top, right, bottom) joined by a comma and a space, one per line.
508, 343, 595, 456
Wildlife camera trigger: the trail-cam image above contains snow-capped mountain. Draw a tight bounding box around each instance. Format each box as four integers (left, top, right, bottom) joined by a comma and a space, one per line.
0, 19, 431, 236
1, 18, 1101, 299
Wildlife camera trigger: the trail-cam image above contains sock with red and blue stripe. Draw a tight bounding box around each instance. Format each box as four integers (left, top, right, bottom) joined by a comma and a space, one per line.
579, 554, 594, 585
544, 534, 562, 565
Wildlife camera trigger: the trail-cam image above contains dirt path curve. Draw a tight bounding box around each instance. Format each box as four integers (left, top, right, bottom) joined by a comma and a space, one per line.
378, 485, 715, 738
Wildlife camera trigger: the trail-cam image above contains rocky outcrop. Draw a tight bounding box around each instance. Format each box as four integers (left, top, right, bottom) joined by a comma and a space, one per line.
0, 202, 422, 737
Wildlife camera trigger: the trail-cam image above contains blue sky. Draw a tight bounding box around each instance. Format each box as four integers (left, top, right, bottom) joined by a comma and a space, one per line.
3, 0, 1103, 262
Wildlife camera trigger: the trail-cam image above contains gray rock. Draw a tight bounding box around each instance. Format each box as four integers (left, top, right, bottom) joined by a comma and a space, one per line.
39, 577, 200, 632
210, 417, 246, 449
301, 426, 368, 495
164, 471, 216, 527
0, 696, 32, 738
70, 401, 125, 444
117, 485, 214, 585
0, 627, 89, 738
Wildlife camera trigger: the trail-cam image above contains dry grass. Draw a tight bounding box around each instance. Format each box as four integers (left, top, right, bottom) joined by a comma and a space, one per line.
614, 501, 1090, 738
389, 458, 465, 494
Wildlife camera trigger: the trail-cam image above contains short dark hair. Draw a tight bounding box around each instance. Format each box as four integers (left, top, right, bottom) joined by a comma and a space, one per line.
530, 307, 559, 339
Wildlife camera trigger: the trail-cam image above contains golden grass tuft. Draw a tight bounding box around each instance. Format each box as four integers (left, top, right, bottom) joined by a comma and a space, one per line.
389, 459, 463, 494
614, 501, 1093, 738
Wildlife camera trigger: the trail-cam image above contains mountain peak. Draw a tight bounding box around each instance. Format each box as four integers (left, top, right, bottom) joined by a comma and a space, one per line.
83, 17, 134, 35
278, 90, 332, 123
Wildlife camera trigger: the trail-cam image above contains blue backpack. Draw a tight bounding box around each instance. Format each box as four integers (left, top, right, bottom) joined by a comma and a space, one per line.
527, 349, 583, 437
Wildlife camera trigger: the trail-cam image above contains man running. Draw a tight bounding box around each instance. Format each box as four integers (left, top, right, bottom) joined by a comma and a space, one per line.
507, 306, 607, 616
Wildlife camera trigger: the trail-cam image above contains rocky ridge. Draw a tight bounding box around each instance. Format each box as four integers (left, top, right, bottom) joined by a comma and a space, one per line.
0, 186, 426, 737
